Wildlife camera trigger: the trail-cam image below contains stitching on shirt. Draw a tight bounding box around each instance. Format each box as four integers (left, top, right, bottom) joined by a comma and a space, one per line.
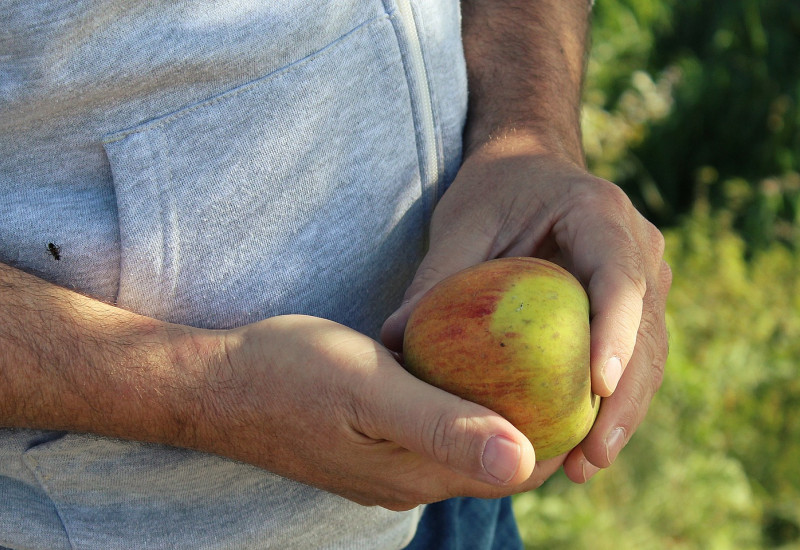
104, 14, 391, 144
21, 453, 78, 550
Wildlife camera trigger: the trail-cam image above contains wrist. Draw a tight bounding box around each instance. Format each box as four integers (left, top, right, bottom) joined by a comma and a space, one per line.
464, 125, 586, 167
158, 324, 239, 454
169, 316, 295, 466
0, 265, 217, 450
68, 315, 223, 450
462, 127, 588, 176
461, 0, 590, 167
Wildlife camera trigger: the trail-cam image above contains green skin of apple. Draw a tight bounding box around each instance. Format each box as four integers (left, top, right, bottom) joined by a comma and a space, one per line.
403, 257, 600, 460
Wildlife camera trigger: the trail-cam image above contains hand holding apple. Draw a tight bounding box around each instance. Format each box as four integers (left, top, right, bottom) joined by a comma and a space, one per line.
382, 140, 671, 483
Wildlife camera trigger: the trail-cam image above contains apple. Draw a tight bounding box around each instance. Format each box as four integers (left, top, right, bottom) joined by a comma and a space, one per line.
402, 257, 599, 460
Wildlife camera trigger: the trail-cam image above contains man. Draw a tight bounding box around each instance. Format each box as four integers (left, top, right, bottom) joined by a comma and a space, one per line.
0, 0, 671, 548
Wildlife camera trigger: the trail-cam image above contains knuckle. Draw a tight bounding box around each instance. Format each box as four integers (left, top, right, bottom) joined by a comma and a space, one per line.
622, 373, 653, 428
645, 337, 667, 393
617, 259, 649, 300
607, 182, 636, 211
570, 179, 633, 224
588, 181, 666, 278
639, 272, 671, 393
637, 319, 669, 392
645, 220, 667, 262
597, 181, 638, 221
650, 334, 669, 391
651, 357, 666, 393
660, 260, 674, 291
426, 409, 468, 465
586, 177, 631, 206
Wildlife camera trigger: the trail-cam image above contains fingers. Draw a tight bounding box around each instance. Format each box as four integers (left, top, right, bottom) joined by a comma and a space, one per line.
554, 179, 670, 481
564, 259, 671, 481
586, 260, 645, 397
560, 187, 666, 404
381, 225, 493, 352
563, 182, 666, 398
355, 361, 536, 488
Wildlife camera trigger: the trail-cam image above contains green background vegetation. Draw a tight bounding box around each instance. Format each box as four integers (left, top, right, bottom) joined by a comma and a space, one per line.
513, 1, 800, 548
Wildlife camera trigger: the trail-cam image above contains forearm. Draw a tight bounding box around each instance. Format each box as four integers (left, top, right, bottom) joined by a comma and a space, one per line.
461, 0, 591, 164
0, 262, 217, 447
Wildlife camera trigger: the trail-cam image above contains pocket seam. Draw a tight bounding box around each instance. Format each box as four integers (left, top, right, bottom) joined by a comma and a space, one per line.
103, 13, 392, 145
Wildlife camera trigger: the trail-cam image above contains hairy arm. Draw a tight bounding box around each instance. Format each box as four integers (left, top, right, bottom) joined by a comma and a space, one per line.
0, 262, 214, 447
460, 0, 592, 162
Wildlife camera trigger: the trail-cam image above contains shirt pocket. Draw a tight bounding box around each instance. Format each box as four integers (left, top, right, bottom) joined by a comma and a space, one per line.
103, 14, 427, 334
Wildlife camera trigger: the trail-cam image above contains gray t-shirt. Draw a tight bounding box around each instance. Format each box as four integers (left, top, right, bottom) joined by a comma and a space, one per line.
0, 1, 467, 547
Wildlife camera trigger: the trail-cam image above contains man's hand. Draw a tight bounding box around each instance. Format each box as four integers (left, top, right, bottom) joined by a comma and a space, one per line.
381, 136, 671, 483
380, 0, 671, 484
198, 314, 569, 510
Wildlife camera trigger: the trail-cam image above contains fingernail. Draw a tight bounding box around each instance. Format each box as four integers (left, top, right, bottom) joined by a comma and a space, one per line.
482, 436, 521, 484
386, 300, 411, 325
602, 356, 623, 393
605, 427, 627, 465
581, 457, 601, 483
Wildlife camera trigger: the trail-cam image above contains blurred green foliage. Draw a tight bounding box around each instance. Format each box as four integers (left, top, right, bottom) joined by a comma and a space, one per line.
514, 1, 800, 548
582, 0, 800, 252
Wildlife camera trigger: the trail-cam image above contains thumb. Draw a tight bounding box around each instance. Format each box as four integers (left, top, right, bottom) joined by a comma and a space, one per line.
364, 365, 536, 487
382, 237, 490, 352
